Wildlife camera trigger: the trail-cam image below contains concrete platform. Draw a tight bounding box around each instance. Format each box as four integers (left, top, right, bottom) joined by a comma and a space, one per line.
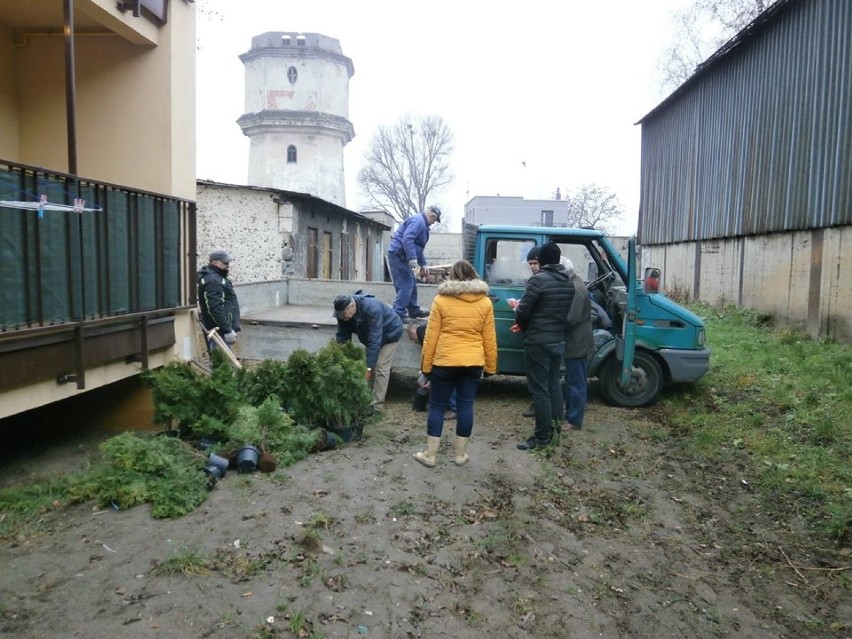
238, 304, 424, 371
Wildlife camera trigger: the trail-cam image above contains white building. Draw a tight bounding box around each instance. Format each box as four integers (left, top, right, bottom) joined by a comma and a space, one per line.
238, 32, 354, 206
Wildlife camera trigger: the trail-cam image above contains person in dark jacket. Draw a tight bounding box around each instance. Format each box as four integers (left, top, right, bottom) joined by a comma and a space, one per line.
387, 205, 441, 321
562, 258, 595, 431
334, 292, 403, 411
197, 250, 241, 354
513, 241, 575, 450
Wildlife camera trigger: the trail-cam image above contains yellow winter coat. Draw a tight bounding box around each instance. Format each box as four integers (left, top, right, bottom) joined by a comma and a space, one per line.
420, 278, 498, 374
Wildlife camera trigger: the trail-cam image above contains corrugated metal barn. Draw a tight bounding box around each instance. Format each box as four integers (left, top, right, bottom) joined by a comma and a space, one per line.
637, 0, 851, 341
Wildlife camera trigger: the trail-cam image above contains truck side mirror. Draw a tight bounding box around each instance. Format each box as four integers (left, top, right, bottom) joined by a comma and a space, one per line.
644, 268, 661, 293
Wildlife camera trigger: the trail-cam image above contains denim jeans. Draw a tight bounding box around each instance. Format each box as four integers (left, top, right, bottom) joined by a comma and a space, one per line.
388, 252, 420, 318
426, 365, 483, 438
563, 357, 588, 428
524, 341, 565, 442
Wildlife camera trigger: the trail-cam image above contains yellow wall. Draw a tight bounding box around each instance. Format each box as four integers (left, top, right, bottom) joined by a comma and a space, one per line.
0, 26, 19, 158
2, 0, 195, 198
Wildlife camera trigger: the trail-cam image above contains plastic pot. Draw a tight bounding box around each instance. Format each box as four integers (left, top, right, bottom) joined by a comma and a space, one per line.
236, 445, 260, 473
207, 452, 229, 477
201, 464, 223, 489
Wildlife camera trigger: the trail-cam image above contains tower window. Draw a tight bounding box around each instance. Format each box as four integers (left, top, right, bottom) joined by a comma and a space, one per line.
287, 145, 297, 163
287, 66, 298, 84
281, 35, 291, 46
296, 34, 306, 46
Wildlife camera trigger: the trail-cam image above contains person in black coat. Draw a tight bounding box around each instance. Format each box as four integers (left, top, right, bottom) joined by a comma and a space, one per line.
513, 241, 575, 450
197, 250, 241, 354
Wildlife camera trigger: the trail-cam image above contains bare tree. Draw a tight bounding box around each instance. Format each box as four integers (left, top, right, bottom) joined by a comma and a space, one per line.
357, 114, 454, 223
563, 184, 624, 233
658, 0, 769, 92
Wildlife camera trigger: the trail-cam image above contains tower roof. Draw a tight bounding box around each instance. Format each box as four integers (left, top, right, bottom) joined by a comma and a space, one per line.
240, 31, 354, 77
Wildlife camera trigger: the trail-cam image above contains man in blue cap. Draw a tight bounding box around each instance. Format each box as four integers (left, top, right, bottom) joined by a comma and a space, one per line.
333, 291, 403, 411
387, 205, 441, 321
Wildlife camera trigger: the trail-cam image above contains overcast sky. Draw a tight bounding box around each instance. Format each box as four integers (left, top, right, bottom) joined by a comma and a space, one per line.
196, 0, 692, 234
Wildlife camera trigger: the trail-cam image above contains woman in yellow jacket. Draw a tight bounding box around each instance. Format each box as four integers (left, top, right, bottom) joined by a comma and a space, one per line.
415, 260, 498, 467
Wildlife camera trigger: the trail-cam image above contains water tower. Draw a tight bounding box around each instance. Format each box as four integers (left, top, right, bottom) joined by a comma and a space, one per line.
238, 32, 354, 205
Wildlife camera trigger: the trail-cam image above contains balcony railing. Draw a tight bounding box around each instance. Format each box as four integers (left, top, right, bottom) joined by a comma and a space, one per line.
0, 159, 196, 392
0, 159, 196, 330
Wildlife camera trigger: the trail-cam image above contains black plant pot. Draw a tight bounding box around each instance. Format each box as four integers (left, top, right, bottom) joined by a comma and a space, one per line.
236, 445, 260, 473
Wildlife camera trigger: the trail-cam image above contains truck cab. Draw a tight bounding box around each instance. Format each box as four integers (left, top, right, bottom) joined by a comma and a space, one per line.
464, 224, 710, 407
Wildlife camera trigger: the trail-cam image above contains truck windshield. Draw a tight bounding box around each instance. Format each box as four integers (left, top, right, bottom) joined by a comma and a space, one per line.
483, 237, 619, 287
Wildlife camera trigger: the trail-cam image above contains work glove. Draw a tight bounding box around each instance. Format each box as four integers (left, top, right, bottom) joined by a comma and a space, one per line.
409, 259, 419, 269
417, 372, 430, 388
510, 323, 522, 333
223, 331, 237, 345
507, 298, 520, 310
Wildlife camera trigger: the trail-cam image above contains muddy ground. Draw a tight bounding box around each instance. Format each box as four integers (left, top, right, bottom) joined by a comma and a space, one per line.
0, 375, 848, 639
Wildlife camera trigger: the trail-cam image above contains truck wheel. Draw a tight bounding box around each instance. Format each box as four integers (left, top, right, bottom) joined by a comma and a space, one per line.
599, 351, 663, 408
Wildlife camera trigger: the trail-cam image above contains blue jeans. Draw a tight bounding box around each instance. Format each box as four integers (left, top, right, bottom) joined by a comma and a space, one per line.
524, 342, 565, 442
563, 357, 588, 428
388, 252, 421, 318
426, 366, 483, 438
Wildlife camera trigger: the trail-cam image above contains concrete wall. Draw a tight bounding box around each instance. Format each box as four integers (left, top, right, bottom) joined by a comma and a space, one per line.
237, 278, 437, 315
235, 278, 436, 370
645, 226, 852, 341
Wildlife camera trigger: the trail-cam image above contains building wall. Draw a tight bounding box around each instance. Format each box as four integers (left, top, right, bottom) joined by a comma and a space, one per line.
3, 0, 196, 199
465, 195, 571, 227
0, 26, 18, 157
646, 227, 852, 341
0, 1, 198, 418
246, 131, 346, 204
196, 182, 389, 285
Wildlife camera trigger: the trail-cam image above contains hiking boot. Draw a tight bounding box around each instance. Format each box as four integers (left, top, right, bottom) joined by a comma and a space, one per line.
516, 436, 551, 451
522, 403, 535, 418
409, 308, 431, 319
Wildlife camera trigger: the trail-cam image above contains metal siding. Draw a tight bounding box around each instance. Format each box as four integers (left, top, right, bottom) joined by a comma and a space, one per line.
639, 0, 852, 245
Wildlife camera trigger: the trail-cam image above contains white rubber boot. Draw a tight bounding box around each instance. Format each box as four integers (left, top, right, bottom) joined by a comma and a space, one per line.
414, 435, 441, 468
454, 436, 470, 466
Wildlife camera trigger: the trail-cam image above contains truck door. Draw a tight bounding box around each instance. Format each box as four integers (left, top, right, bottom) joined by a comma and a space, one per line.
619, 236, 638, 384
479, 235, 538, 374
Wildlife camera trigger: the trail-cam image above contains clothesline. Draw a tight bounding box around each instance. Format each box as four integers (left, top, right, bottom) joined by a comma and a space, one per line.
0, 199, 103, 213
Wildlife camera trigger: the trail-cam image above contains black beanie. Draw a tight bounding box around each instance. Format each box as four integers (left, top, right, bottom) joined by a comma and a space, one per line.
526, 246, 540, 261
538, 241, 561, 266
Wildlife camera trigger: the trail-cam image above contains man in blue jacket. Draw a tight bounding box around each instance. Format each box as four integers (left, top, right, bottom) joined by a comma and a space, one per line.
334, 292, 403, 411
387, 205, 441, 321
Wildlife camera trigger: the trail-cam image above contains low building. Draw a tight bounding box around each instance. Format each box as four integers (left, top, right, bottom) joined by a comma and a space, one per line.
196, 180, 391, 284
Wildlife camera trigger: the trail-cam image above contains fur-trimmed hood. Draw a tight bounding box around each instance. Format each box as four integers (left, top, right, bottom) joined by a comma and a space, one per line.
436, 278, 489, 300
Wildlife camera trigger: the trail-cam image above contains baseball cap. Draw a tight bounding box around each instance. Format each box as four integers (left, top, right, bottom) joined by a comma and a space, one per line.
332, 294, 353, 319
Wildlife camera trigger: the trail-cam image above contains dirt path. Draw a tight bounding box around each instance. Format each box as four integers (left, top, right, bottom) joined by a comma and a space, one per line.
0, 376, 847, 638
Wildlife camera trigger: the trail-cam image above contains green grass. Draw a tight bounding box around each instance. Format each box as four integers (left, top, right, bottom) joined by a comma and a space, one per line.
660, 303, 852, 542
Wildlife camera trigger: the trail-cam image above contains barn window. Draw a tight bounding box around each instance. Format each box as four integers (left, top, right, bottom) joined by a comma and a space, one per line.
287, 66, 298, 83
287, 145, 297, 163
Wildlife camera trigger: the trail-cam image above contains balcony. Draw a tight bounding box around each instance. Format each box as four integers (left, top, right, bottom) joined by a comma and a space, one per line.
0, 159, 196, 396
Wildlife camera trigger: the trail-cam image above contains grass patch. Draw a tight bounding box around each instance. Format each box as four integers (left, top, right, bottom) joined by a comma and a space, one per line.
659, 303, 852, 542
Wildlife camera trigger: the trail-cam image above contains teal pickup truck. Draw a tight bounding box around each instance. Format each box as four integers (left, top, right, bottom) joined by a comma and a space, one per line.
463, 224, 710, 407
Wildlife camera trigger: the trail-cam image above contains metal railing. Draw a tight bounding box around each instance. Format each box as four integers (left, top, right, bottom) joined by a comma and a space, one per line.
0, 159, 196, 331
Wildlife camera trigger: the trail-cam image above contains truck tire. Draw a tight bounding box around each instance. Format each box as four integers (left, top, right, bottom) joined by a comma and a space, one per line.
599, 351, 663, 408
